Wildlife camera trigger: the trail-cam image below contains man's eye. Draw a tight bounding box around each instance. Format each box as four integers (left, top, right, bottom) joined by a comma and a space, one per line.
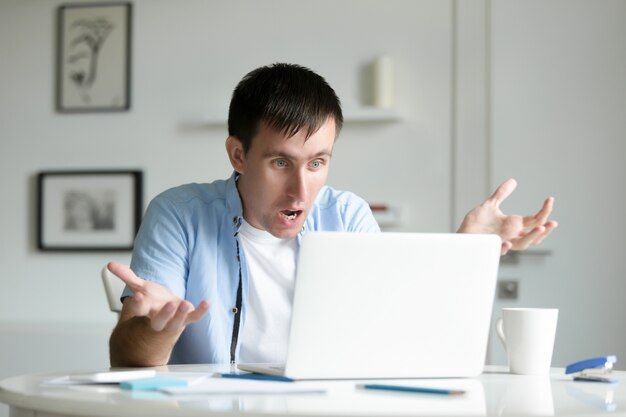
274, 160, 287, 167
310, 160, 321, 168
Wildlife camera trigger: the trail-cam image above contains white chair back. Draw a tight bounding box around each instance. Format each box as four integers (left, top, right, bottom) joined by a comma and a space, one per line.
101, 266, 125, 313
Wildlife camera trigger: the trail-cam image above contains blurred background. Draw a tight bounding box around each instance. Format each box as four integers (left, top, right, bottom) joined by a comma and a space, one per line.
1, 2, 624, 414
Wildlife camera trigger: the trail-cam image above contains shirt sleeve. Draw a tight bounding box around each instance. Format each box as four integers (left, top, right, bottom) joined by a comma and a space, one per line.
342, 192, 381, 233
127, 194, 189, 299
307, 187, 381, 233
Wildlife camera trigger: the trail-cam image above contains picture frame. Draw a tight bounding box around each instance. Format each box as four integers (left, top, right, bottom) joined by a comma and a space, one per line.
38, 171, 143, 251
56, 2, 132, 112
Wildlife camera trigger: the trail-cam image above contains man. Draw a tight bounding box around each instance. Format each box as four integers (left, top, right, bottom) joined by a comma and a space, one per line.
108, 63, 557, 367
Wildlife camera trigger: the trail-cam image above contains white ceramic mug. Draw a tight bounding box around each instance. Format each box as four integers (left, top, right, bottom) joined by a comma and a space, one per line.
496, 308, 558, 375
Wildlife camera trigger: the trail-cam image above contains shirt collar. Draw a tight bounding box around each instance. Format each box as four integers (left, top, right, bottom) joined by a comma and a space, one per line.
226, 171, 244, 234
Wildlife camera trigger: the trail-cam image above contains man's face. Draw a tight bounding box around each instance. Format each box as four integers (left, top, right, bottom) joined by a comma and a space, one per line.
228, 118, 336, 239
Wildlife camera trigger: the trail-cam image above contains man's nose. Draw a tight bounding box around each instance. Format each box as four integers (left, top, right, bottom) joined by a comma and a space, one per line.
287, 170, 307, 203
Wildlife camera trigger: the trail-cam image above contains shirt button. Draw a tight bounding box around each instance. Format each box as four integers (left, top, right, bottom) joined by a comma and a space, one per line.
232, 307, 238, 314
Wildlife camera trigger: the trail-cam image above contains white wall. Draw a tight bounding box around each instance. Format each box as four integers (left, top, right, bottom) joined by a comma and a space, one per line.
488, 0, 626, 368
0, 0, 455, 401
453, 0, 626, 368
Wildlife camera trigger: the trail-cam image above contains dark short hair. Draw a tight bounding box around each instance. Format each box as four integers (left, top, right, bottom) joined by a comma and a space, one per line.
228, 63, 343, 153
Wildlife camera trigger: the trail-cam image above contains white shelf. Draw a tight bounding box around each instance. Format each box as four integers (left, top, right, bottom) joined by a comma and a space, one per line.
203, 107, 400, 127
343, 107, 401, 123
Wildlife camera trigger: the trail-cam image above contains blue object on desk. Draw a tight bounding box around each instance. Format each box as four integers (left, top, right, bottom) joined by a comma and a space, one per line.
218, 373, 294, 383
565, 355, 618, 383
120, 376, 188, 391
357, 383, 466, 396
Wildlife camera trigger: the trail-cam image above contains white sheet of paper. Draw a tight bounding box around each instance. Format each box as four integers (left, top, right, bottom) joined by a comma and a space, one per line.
161, 378, 325, 395
42, 371, 212, 387
42, 370, 157, 386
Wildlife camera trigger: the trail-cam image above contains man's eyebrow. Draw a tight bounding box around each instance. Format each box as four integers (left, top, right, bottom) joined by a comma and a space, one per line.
261, 150, 333, 159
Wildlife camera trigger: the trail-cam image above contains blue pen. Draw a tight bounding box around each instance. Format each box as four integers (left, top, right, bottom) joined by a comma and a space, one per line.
219, 373, 294, 383
357, 383, 466, 396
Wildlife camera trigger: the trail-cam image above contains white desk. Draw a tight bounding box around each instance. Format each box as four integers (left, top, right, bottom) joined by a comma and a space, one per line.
1, 365, 624, 417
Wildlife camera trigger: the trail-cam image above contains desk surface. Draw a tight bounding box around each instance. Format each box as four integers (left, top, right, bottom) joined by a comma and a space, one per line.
1, 365, 624, 417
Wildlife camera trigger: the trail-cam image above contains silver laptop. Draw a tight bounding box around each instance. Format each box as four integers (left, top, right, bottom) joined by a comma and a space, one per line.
238, 232, 501, 379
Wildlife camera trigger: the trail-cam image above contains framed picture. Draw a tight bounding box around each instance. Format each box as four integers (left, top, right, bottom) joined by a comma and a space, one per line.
38, 171, 143, 251
56, 2, 132, 112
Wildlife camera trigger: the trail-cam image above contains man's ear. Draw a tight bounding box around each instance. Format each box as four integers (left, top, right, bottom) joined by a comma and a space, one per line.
225, 136, 246, 173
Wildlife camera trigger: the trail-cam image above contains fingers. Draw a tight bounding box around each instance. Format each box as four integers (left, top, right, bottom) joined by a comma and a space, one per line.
511, 225, 546, 251
501, 241, 513, 255
523, 197, 554, 228
532, 220, 558, 245
123, 292, 151, 317
107, 262, 145, 291
488, 178, 517, 208
501, 219, 558, 256
151, 301, 186, 332
150, 300, 210, 333
185, 300, 210, 324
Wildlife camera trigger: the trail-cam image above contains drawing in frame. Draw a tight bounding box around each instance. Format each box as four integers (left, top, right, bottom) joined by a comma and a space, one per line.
56, 2, 132, 112
38, 171, 143, 251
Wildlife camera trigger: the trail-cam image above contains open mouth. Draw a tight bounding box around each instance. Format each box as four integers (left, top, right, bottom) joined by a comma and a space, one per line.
280, 210, 302, 221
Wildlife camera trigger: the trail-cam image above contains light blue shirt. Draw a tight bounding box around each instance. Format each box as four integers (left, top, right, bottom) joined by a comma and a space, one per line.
127, 172, 379, 364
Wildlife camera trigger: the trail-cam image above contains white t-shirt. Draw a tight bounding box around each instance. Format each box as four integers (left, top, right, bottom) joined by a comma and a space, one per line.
237, 219, 297, 363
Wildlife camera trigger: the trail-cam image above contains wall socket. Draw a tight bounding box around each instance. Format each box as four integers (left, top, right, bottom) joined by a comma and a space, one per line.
497, 280, 519, 300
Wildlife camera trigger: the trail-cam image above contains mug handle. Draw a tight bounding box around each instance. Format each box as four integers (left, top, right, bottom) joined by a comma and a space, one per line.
496, 318, 507, 350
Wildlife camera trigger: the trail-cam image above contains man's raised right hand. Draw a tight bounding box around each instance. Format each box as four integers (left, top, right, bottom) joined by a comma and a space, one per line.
107, 261, 210, 332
